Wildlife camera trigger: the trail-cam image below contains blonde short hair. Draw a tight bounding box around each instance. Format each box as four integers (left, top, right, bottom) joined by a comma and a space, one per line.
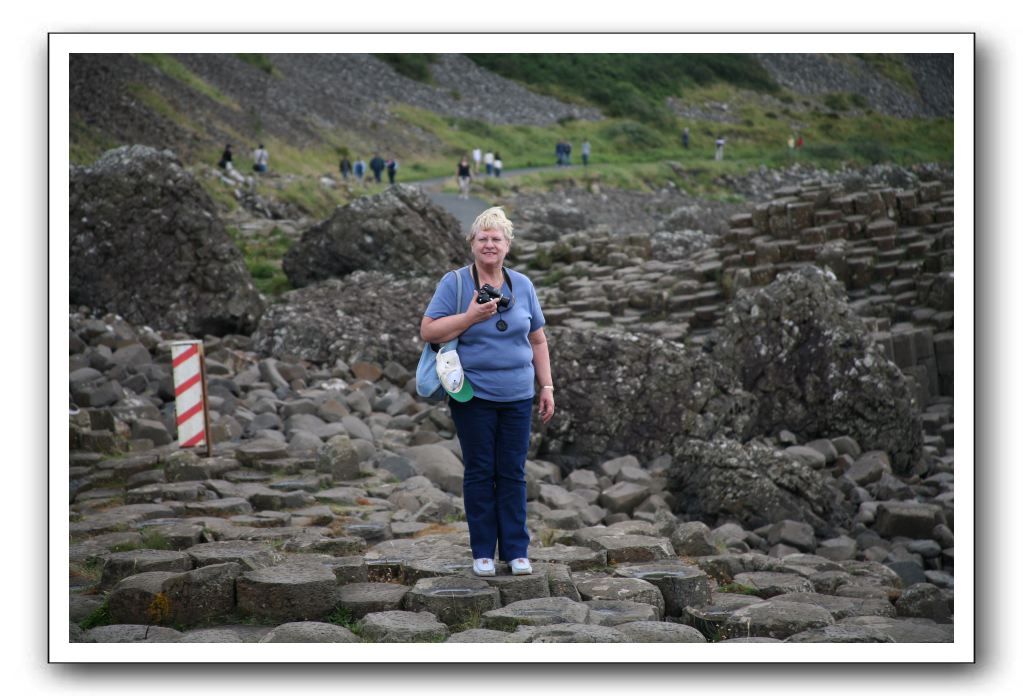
469, 206, 514, 243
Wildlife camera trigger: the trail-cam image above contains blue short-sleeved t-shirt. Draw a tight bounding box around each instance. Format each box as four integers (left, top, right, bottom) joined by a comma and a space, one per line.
424, 266, 546, 402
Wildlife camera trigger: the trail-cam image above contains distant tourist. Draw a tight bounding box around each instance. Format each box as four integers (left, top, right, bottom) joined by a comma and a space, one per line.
682, 127, 690, 149
714, 136, 726, 161
252, 143, 269, 173
564, 141, 572, 165
472, 147, 482, 175
340, 156, 352, 180
787, 135, 796, 151
581, 140, 591, 166
493, 152, 503, 177
217, 143, 233, 169
456, 155, 473, 199
484, 150, 495, 176
796, 134, 804, 149
353, 157, 366, 183
555, 140, 565, 166
386, 157, 399, 185
370, 154, 386, 183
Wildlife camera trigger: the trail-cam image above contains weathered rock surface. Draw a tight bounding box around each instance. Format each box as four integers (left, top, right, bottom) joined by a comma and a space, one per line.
714, 266, 923, 473
283, 185, 467, 287
70, 146, 264, 335
669, 438, 844, 533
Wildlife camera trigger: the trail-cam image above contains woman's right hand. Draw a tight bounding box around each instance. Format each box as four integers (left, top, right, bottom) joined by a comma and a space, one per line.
465, 290, 498, 324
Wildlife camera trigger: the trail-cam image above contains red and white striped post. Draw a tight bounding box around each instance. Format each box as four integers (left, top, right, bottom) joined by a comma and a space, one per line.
170, 340, 213, 457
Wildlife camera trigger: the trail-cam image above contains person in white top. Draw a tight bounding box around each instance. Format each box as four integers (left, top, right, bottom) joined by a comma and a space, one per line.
252, 144, 269, 173
484, 151, 495, 176
472, 147, 482, 175
493, 152, 503, 177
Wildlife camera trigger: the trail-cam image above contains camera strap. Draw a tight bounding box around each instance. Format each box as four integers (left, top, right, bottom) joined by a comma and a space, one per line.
470, 264, 513, 295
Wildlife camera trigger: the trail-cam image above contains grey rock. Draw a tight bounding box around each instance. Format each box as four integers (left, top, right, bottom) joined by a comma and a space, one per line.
481, 597, 591, 631
722, 599, 834, 640
895, 583, 952, 623
99, 549, 193, 589
236, 562, 338, 622
70, 146, 264, 335
404, 576, 501, 626
259, 622, 361, 643
714, 266, 923, 473
186, 540, 283, 570
584, 600, 660, 626
360, 610, 449, 643
446, 628, 531, 643
525, 623, 628, 642
616, 621, 707, 643
839, 615, 953, 642
767, 519, 817, 553
732, 572, 815, 598
613, 561, 711, 617
670, 521, 718, 557
336, 582, 411, 619
85, 624, 183, 643
785, 624, 896, 642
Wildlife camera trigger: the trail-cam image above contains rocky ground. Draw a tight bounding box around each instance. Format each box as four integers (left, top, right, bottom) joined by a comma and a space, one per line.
68, 307, 953, 643
67, 145, 954, 644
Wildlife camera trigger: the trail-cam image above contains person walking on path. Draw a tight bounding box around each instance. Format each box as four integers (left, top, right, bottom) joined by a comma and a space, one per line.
493, 152, 503, 177
472, 147, 482, 175
252, 144, 269, 173
353, 157, 366, 184
456, 155, 473, 199
555, 141, 564, 166
682, 127, 690, 149
386, 157, 398, 185
714, 136, 726, 161
217, 143, 233, 169
564, 141, 572, 165
340, 156, 352, 180
484, 150, 495, 176
581, 140, 591, 166
796, 134, 804, 149
370, 154, 386, 183
420, 206, 555, 578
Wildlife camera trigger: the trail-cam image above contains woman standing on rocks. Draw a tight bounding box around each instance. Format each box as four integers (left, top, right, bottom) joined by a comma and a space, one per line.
420, 207, 555, 578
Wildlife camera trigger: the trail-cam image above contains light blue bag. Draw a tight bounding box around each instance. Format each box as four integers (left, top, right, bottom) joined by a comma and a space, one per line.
416, 268, 464, 401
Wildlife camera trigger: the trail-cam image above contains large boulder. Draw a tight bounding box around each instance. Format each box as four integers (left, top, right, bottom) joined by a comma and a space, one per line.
251, 271, 436, 368
541, 327, 755, 468
282, 184, 468, 287
713, 266, 923, 473
668, 438, 847, 534
70, 145, 265, 335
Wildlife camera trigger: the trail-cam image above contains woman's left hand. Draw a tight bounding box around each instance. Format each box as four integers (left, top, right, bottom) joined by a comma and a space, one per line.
538, 390, 555, 424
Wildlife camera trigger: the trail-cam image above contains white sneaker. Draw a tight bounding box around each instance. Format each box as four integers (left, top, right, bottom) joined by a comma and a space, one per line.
510, 558, 532, 575
473, 558, 496, 577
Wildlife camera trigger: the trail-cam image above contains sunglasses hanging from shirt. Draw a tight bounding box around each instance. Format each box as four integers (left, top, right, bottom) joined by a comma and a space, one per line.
471, 264, 514, 332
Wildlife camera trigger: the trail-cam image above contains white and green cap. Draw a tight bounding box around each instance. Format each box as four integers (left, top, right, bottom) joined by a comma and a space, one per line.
435, 346, 474, 402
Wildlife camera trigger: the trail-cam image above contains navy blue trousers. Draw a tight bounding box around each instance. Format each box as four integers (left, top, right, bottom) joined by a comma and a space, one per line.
449, 397, 532, 561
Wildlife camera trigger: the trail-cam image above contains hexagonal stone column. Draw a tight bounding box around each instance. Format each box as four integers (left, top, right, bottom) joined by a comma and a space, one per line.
404, 576, 501, 626
236, 563, 337, 622
336, 582, 411, 619
615, 621, 707, 643
99, 549, 193, 589
481, 597, 591, 631
185, 540, 282, 570
527, 544, 607, 570
575, 576, 665, 616
360, 610, 449, 642
259, 622, 361, 643
722, 599, 834, 640
476, 565, 551, 605
732, 571, 814, 598
613, 561, 712, 616
524, 624, 628, 643
584, 599, 660, 625
683, 592, 764, 640
579, 534, 674, 564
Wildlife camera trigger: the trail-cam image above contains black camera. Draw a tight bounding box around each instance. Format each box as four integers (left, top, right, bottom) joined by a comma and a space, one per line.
477, 283, 511, 309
